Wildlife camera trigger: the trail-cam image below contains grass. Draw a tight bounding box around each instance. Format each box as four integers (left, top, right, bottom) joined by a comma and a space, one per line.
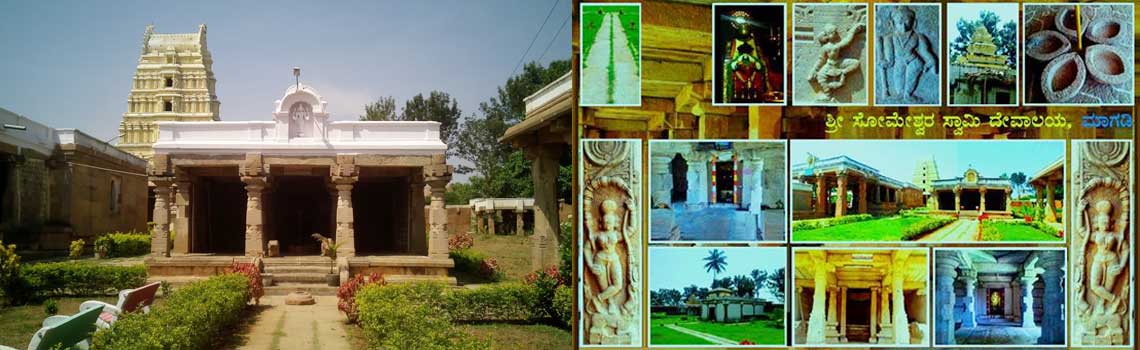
464, 233, 557, 280
987, 222, 1063, 241
458, 323, 572, 349
793, 216, 928, 241
650, 312, 784, 345
0, 296, 115, 346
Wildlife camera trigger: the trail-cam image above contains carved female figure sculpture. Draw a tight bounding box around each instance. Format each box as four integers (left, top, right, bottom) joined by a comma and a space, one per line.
1085, 199, 1129, 316
810, 17, 866, 102
583, 191, 639, 344
879, 7, 938, 102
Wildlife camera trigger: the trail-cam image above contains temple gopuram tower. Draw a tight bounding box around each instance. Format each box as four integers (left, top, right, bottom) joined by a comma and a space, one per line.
117, 24, 220, 160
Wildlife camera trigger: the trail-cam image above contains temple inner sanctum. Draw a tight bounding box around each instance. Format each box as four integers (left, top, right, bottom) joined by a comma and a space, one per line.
794, 249, 929, 345
934, 249, 1065, 345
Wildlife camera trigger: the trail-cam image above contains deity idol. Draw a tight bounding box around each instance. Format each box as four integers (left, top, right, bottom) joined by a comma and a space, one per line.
879, 7, 938, 102
722, 11, 773, 102
809, 16, 865, 102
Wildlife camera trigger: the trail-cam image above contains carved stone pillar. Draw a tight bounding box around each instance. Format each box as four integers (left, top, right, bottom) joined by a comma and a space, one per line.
839, 286, 848, 342
954, 187, 961, 212
892, 253, 911, 344
150, 178, 173, 257
1038, 251, 1064, 344
959, 268, 978, 328
877, 287, 893, 343
825, 287, 840, 342
857, 180, 868, 214
870, 287, 879, 343
835, 173, 848, 217
807, 257, 829, 344
934, 256, 958, 344
815, 176, 827, 217
488, 210, 497, 235
424, 160, 453, 259
1020, 273, 1037, 328
1043, 182, 1056, 223
333, 177, 356, 258
172, 176, 192, 254
241, 176, 267, 257
979, 187, 988, 212
515, 209, 525, 236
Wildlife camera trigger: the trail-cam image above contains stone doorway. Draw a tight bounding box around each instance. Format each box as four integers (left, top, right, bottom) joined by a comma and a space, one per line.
670, 153, 687, 203
984, 190, 1006, 211
715, 161, 734, 203
267, 175, 332, 256
937, 191, 955, 210
845, 289, 872, 343
960, 190, 981, 211
354, 177, 413, 254
190, 175, 246, 254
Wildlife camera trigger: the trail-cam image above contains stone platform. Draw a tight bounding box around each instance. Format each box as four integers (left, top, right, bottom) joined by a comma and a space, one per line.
146, 254, 456, 287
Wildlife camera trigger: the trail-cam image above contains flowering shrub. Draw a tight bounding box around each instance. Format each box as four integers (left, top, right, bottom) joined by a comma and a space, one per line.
525, 265, 566, 320
478, 257, 503, 281
450, 248, 501, 282
337, 272, 384, 323
740, 339, 755, 345
448, 231, 474, 251
227, 262, 263, 305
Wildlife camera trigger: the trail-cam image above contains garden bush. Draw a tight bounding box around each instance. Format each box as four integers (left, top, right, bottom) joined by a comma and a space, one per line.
448, 230, 474, 251
337, 272, 384, 323
93, 232, 151, 258
553, 285, 572, 327
525, 264, 566, 321
91, 273, 251, 350
21, 262, 147, 297
900, 215, 955, 240
228, 262, 263, 305
449, 282, 539, 322
0, 241, 33, 305
980, 224, 1001, 241
792, 214, 873, 231
356, 282, 488, 350
69, 239, 85, 259
1029, 221, 1062, 237
450, 248, 502, 282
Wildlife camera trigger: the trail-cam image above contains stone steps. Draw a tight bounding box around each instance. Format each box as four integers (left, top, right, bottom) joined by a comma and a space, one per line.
271, 272, 333, 284
264, 265, 335, 274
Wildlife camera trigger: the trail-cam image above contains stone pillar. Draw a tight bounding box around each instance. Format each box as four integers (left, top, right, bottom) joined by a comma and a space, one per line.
934, 257, 958, 345
424, 159, 453, 260
806, 258, 830, 344
173, 177, 192, 254
1043, 182, 1056, 223
870, 287, 879, 343
487, 210, 497, 235
954, 187, 961, 212
686, 158, 705, 206
333, 176, 357, 258
242, 176, 267, 257
892, 255, 911, 344
858, 180, 868, 214
825, 287, 841, 343
1038, 252, 1064, 344
515, 209, 525, 235
835, 173, 848, 217
150, 178, 173, 257
959, 269, 978, 328
979, 187, 988, 212
814, 176, 827, 217
1020, 273, 1037, 328
651, 155, 671, 208
839, 286, 848, 342
877, 287, 894, 343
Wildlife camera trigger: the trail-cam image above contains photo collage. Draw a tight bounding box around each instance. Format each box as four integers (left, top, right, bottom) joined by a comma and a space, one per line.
576, 1, 1135, 349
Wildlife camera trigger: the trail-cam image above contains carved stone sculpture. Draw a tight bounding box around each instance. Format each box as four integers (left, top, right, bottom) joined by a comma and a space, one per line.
876, 5, 939, 105
581, 140, 641, 346
1071, 140, 1132, 346
793, 4, 868, 104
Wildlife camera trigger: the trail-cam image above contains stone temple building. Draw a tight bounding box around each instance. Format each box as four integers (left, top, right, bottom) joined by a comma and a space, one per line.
948, 25, 1016, 105
698, 287, 770, 323
792, 155, 924, 219
145, 80, 454, 284
934, 249, 1065, 345
117, 24, 220, 161
649, 141, 786, 241
794, 249, 929, 345
929, 168, 1013, 218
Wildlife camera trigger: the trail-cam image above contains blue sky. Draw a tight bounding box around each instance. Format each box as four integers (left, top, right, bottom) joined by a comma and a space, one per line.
0, 0, 570, 181
790, 140, 1063, 185
947, 3, 1018, 46
649, 247, 786, 301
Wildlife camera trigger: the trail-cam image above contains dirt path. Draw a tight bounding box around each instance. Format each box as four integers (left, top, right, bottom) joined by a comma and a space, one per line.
581, 13, 639, 105
919, 219, 978, 242
239, 295, 354, 350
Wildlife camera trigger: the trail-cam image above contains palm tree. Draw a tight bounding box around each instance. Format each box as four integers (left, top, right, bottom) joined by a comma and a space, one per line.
703, 249, 728, 288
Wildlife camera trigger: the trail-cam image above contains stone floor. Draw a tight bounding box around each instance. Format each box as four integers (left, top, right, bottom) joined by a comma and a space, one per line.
955, 316, 1041, 345
653, 205, 785, 241
581, 11, 640, 105
239, 295, 354, 350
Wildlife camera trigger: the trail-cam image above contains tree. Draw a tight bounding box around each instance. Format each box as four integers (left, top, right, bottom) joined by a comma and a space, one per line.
662, 289, 683, 307
1009, 172, 1027, 199
733, 275, 756, 298
650, 290, 663, 307
949, 11, 1017, 67
712, 277, 734, 290
765, 267, 786, 303
703, 249, 728, 287
683, 284, 700, 300
750, 269, 769, 298
359, 96, 398, 121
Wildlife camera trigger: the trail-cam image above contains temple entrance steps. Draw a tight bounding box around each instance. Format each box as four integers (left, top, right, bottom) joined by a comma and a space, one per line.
846, 324, 871, 343
263, 257, 338, 295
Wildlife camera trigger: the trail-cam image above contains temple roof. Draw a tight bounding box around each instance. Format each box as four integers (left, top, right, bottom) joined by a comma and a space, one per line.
792, 155, 917, 189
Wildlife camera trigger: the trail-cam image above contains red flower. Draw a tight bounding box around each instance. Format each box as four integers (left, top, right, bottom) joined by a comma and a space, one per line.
739, 339, 754, 345
227, 262, 263, 305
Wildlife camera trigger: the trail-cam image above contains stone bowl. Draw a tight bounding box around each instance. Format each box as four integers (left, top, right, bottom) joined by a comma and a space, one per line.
285, 290, 315, 305
1026, 30, 1071, 61
1084, 17, 1129, 46
1084, 44, 1131, 86
1054, 8, 1087, 42
1040, 52, 1086, 103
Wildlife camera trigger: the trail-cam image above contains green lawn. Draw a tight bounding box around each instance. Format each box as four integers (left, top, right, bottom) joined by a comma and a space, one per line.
650, 312, 784, 345
793, 216, 927, 241
458, 324, 572, 349
988, 222, 1063, 242
0, 296, 116, 346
